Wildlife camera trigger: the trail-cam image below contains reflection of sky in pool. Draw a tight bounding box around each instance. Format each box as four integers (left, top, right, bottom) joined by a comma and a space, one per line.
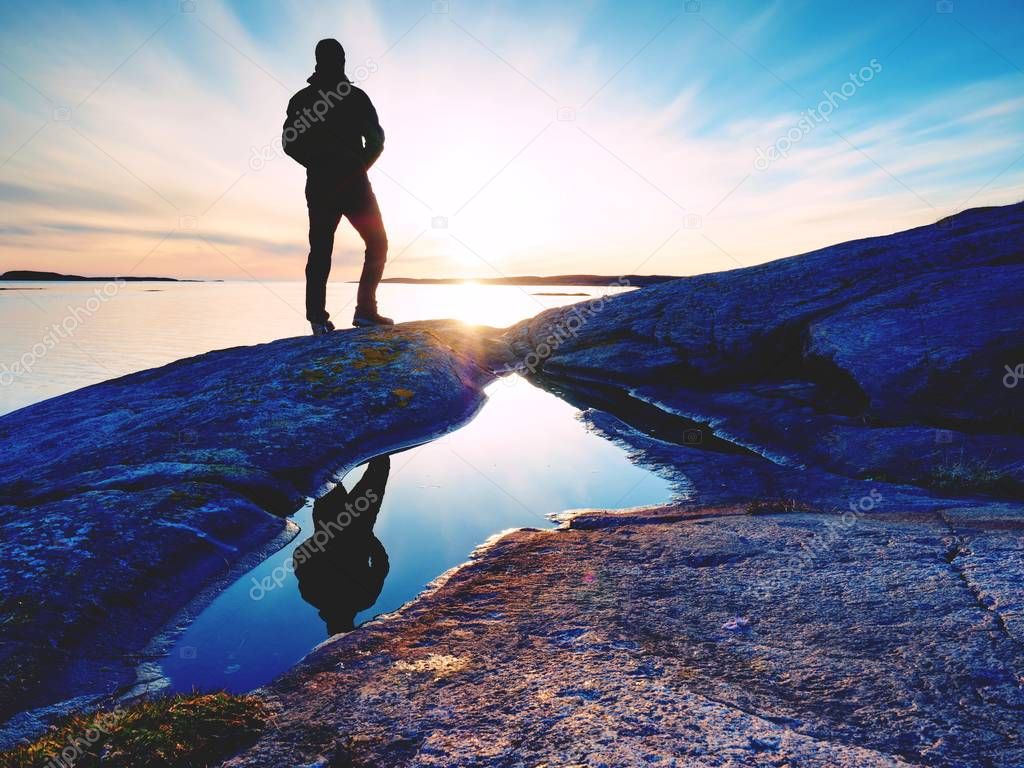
162, 375, 676, 694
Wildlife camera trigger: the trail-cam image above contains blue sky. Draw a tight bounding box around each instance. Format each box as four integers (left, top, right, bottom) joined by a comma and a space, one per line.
0, 0, 1022, 279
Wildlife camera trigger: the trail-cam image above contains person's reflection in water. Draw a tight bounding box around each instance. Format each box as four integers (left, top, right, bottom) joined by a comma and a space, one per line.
295, 455, 390, 635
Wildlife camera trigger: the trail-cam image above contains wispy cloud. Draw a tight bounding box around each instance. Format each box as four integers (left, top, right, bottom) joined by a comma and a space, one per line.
0, 0, 1022, 280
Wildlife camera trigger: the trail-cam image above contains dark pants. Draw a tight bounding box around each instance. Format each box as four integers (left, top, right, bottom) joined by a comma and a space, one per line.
304, 170, 388, 324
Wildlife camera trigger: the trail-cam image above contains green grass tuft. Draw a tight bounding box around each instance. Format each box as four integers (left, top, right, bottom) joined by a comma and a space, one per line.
928, 451, 1021, 497
0, 692, 266, 768
745, 498, 814, 515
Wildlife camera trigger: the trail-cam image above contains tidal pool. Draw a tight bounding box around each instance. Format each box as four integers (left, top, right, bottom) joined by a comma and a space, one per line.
160, 374, 679, 693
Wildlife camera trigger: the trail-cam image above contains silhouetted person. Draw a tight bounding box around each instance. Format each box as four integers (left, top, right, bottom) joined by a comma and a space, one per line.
283, 38, 393, 335
295, 455, 390, 634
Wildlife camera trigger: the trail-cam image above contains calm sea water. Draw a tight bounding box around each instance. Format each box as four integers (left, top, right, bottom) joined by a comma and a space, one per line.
0, 280, 632, 415
1, 280, 676, 694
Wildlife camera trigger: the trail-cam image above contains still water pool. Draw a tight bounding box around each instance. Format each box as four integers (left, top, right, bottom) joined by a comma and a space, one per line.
160, 374, 679, 693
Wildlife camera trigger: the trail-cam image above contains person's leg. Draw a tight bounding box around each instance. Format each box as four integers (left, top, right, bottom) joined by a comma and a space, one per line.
346, 188, 388, 316
305, 179, 343, 324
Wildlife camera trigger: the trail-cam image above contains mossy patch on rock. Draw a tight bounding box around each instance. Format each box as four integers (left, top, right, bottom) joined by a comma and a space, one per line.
0, 693, 265, 768
391, 388, 415, 407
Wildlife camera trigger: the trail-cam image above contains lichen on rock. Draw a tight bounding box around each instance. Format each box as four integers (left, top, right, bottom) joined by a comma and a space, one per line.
0, 322, 496, 729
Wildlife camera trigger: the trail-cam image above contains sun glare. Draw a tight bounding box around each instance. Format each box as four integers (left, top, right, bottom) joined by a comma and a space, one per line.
448, 282, 503, 325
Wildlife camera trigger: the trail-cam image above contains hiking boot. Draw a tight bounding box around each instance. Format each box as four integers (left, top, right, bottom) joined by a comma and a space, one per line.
352, 309, 395, 327
310, 320, 336, 336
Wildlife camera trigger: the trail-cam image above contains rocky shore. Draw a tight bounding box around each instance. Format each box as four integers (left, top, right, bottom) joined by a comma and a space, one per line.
228, 202, 1024, 767
0, 322, 502, 733
3, 203, 1023, 766
226, 501, 1024, 767
504, 202, 1024, 501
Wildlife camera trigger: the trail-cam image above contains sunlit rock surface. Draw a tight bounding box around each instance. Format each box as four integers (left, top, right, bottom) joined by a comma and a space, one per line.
227, 503, 1024, 767
0, 322, 496, 725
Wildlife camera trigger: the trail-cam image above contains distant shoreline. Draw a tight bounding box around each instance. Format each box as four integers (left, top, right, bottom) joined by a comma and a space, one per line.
1, 270, 677, 287
368, 274, 681, 287
0, 270, 218, 282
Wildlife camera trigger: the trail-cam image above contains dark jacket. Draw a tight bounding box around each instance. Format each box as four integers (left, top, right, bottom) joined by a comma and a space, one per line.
282, 73, 384, 175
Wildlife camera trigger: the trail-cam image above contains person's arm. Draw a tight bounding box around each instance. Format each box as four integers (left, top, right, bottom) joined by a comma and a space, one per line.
282, 95, 313, 167
349, 455, 390, 525
351, 455, 390, 500
361, 93, 385, 169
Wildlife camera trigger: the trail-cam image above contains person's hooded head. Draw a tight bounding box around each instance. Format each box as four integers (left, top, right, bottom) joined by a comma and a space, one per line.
311, 38, 348, 83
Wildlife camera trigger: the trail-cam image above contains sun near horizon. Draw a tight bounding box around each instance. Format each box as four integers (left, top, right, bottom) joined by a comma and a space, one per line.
1, 0, 1022, 285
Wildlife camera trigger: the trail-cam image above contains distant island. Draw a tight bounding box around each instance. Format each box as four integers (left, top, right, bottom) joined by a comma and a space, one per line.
0, 270, 216, 282
370, 274, 680, 287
